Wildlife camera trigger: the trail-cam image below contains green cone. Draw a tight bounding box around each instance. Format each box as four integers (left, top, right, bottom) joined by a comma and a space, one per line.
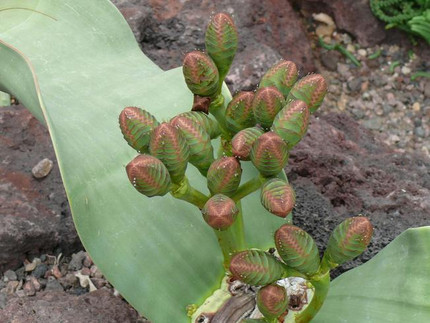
261, 179, 295, 218
257, 284, 289, 320
205, 12, 238, 85
286, 74, 327, 113
126, 155, 171, 197
253, 86, 286, 129
201, 194, 238, 230
260, 60, 298, 98
177, 111, 221, 139
231, 127, 264, 160
250, 132, 289, 177
229, 250, 285, 286
119, 107, 159, 153
183, 51, 219, 98
170, 116, 214, 175
275, 224, 320, 275
207, 157, 242, 196
272, 100, 310, 149
225, 91, 256, 134
149, 123, 190, 184
323, 217, 373, 269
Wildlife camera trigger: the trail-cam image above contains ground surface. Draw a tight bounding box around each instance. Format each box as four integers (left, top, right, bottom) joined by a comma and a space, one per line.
1, 0, 429, 321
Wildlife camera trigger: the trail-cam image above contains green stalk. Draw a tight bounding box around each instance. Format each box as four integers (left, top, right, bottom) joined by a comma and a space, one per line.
231, 175, 267, 202
318, 37, 361, 67
215, 202, 245, 269
170, 176, 209, 209
210, 94, 231, 140
295, 272, 330, 323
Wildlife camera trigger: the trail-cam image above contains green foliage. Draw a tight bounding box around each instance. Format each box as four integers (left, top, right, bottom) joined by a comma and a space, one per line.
370, 0, 430, 43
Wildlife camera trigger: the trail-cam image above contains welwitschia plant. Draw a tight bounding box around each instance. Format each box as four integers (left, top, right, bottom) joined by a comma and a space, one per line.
119, 12, 374, 322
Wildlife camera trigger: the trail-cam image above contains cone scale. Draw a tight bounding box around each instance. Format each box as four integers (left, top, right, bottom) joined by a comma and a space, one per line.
231, 127, 264, 161
257, 284, 289, 320
252, 86, 285, 129
183, 51, 219, 98
260, 60, 298, 98
225, 91, 255, 133
207, 157, 242, 196
261, 179, 295, 218
287, 74, 327, 114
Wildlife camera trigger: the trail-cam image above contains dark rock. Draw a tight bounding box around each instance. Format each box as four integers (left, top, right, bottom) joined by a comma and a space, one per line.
3, 270, 17, 282
0, 106, 82, 271
15, 267, 25, 281
287, 113, 430, 274
0, 289, 142, 322
32, 264, 48, 279
347, 77, 363, 93
0, 293, 6, 310
45, 277, 64, 292
414, 126, 426, 138
69, 286, 89, 296
68, 251, 86, 271
293, 0, 387, 46
320, 50, 340, 71
112, 0, 316, 92
59, 273, 78, 289
23, 281, 36, 297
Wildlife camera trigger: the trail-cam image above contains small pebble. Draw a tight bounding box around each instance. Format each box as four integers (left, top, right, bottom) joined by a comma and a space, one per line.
25, 258, 41, 272
33, 263, 48, 279
45, 276, 64, 291
0, 293, 6, 309
6, 281, 19, 295
52, 265, 63, 279
3, 270, 17, 282
83, 254, 93, 268
81, 267, 91, 276
29, 276, 41, 291
59, 273, 78, 289
412, 102, 421, 111
414, 127, 425, 138
401, 66, 411, 75
68, 251, 86, 271
31, 158, 54, 179
90, 266, 103, 279
23, 281, 36, 296
357, 49, 367, 57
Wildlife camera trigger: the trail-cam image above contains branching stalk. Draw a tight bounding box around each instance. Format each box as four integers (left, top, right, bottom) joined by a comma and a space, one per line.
210, 94, 231, 140
231, 175, 267, 202
170, 177, 209, 209
215, 203, 245, 269
295, 272, 330, 323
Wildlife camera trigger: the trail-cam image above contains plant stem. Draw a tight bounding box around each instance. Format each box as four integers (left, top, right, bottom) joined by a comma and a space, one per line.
231, 175, 267, 202
318, 37, 361, 67
295, 272, 330, 323
215, 202, 245, 269
170, 177, 209, 209
210, 94, 231, 140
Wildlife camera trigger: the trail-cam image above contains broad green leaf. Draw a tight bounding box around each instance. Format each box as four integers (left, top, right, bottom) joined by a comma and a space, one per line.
0, 1, 288, 321
0, 90, 10, 106
315, 227, 430, 322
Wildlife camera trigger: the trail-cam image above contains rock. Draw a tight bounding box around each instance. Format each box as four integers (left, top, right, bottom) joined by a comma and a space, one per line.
320, 51, 339, 71
3, 270, 17, 282
287, 113, 430, 274
23, 281, 36, 297
347, 77, 363, 93
25, 258, 41, 272
0, 293, 6, 309
357, 49, 367, 57
90, 265, 103, 279
15, 267, 25, 281
294, 0, 387, 46
29, 277, 41, 292
412, 102, 421, 112
45, 277, 64, 292
424, 82, 430, 98
68, 251, 87, 271
401, 66, 411, 75
0, 289, 142, 322
52, 265, 62, 279
83, 254, 93, 268
363, 117, 382, 130
32, 264, 48, 279
414, 126, 426, 138
337, 63, 351, 79
59, 273, 78, 289
0, 106, 82, 271
31, 158, 53, 179
5, 281, 19, 295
